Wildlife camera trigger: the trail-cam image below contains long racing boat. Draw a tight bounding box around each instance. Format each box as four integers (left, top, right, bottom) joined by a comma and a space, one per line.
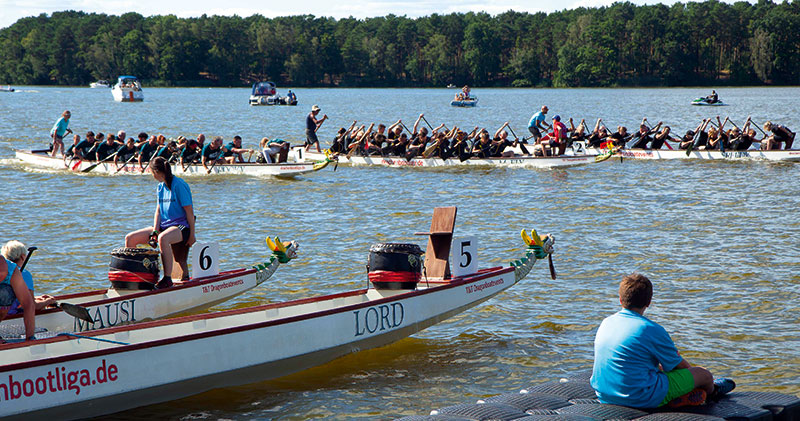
15, 149, 332, 177
0, 241, 297, 339
584, 144, 800, 162
299, 144, 597, 169
0, 208, 556, 420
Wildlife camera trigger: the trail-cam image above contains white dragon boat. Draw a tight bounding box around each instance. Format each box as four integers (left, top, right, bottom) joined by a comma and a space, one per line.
111, 76, 143, 102
0, 208, 555, 420
14, 149, 332, 177
585, 144, 800, 162
0, 241, 297, 339
299, 143, 596, 169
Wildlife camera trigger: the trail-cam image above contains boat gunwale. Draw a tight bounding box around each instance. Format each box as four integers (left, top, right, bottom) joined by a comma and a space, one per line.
0, 265, 513, 371
15, 150, 317, 170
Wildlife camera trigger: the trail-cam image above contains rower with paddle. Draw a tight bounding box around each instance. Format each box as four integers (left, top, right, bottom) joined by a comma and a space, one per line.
0, 248, 36, 341
2, 241, 56, 314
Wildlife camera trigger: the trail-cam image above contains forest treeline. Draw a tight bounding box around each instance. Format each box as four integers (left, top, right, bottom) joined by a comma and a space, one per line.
1, 0, 798, 88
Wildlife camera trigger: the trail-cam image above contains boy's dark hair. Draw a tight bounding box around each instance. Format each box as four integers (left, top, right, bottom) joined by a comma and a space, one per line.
619, 273, 652, 309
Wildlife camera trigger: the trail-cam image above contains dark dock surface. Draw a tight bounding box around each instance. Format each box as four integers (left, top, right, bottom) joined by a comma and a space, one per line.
398, 371, 800, 420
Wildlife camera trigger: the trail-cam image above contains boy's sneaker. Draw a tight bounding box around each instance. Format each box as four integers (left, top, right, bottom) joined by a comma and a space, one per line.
709, 378, 736, 401
668, 388, 707, 408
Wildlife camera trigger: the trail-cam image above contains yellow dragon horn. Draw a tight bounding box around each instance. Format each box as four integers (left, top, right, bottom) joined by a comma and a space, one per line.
531, 229, 543, 247
521, 229, 533, 246
274, 236, 286, 253
266, 237, 277, 251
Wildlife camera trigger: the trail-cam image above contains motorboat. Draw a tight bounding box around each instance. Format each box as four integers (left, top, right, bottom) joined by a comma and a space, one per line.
111, 76, 143, 102
90, 80, 111, 89
249, 81, 297, 106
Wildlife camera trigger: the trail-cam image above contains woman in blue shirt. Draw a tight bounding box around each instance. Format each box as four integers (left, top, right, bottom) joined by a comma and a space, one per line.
0, 258, 36, 341
125, 157, 196, 289
49, 110, 72, 157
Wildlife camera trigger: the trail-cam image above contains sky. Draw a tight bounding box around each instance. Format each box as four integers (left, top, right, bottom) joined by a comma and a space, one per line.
0, 0, 744, 29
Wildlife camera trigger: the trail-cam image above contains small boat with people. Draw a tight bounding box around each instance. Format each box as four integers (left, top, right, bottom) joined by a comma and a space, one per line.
691, 90, 725, 106
451, 84, 478, 107
0, 207, 556, 420
14, 148, 332, 177
0, 85, 15, 92
0, 241, 297, 339
111, 76, 143, 102
89, 80, 111, 89
300, 143, 597, 169
249, 81, 297, 106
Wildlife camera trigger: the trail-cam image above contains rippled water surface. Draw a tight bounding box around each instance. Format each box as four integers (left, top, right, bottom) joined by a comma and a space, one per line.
1, 87, 799, 419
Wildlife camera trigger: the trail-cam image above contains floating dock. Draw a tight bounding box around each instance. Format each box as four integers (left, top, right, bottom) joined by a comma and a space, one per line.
398, 371, 800, 420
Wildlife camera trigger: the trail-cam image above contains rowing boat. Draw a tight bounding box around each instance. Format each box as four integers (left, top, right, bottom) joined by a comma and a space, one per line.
0, 242, 297, 338
14, 149, 332, 177
299, 145, 597, 169
583, 144, 800, 161
0, 209, 555, 420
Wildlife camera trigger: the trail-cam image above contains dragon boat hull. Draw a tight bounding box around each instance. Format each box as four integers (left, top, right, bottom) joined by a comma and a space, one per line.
584, 146, 800, 161
300, 149, 595, 169
15, 150, 330, 177
0, 247, 294, 338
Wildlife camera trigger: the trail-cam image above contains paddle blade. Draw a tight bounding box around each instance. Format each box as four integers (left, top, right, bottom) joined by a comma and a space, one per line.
60, 302, 93, 323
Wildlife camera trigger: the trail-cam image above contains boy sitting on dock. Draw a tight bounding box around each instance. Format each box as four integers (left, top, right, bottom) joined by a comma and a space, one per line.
591, 273, 735, 408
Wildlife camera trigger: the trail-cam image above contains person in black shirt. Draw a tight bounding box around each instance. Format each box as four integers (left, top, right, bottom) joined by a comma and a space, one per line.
305, 105, 328, 152
115, 138, 138, 169
95, 134, 119, 161
138, 136, 159, 172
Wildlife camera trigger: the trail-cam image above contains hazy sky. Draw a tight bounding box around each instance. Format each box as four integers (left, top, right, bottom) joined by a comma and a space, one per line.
0, 0, 743, 29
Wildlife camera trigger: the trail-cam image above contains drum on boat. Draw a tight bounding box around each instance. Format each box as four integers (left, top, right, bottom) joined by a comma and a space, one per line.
367, 243, 423, 290
108, 247, 160, 290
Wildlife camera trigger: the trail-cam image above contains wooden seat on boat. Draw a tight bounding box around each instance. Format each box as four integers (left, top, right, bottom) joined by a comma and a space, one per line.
415, 206, 457, 281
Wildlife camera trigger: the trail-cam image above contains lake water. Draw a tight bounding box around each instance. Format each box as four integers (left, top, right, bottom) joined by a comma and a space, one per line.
1, 87, 799, 419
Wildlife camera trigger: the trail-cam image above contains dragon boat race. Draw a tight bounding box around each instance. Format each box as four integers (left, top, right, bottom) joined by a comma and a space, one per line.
2, 2, 800, 419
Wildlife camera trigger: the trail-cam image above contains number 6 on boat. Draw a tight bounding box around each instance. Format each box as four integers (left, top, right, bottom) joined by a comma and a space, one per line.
192, 242, 220, 278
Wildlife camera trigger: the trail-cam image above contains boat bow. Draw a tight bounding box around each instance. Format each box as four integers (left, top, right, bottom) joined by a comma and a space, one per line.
511, 229, 555, 282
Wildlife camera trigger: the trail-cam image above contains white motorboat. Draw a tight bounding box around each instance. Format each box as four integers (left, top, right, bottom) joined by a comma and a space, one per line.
89, 80, 111, 89
0, 208, 555, 420
14, 149, 332, 177
111, 76, 143, 102
248, 81, 297, 106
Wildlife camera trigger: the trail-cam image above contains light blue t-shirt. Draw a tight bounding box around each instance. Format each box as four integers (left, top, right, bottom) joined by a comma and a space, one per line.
590, 309, 683, 408
8, 269, 34, 314
528, 111, 546, 128
157, 176, 193, 230
2, 259, 16, 284
51, 117, 70, 137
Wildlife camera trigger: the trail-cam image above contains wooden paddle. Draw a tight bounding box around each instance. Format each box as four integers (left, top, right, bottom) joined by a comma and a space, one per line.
20, 247, 93, 323
421, 115, 435, 132
115, 154, 138, 173
507, 125, 530, 155
82, 150, 120, 173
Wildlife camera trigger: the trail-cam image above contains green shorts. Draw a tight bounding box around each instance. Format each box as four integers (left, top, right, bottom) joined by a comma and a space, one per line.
658, 368, 696, 407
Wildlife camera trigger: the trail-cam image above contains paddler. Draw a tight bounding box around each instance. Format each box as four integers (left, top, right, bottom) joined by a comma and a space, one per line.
125, 156, 196, 288
591, 273, 736, 409
2, 241, 56, 314
0, 254, 36, 341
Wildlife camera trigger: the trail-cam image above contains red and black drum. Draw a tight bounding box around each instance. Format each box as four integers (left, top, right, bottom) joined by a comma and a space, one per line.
367, 243, 423, 290
108, 248, 160, 290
